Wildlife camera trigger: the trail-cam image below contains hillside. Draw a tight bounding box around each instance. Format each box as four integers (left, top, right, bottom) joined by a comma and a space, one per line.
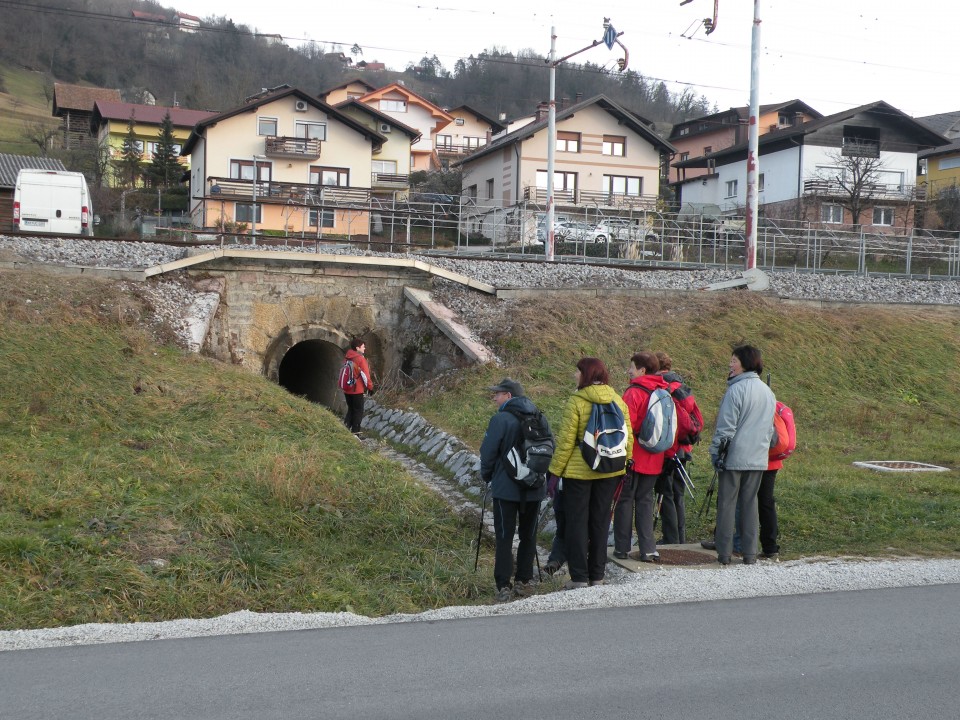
2, 267, 958, 631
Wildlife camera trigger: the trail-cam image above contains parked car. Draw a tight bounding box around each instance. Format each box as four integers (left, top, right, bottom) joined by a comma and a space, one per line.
554, 221, 595, 241
593, 217, 658, 243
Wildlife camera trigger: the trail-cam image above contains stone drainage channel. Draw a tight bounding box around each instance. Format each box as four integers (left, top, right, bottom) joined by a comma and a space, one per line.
359, 400, 724, 583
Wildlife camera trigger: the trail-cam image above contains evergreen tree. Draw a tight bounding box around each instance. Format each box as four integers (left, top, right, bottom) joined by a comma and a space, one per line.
115, 113, 143, 188
146, 112, 183, 189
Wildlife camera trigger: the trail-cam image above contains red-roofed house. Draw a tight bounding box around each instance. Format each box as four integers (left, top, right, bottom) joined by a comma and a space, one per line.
91, 101, 218, 186
52, 82, 122, 148
356, 83, 452, 171
176, 11, 200, 32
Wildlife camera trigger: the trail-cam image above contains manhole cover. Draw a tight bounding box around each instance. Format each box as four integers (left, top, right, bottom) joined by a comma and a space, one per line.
853, 460, 950, 472
627, 548, 713, 566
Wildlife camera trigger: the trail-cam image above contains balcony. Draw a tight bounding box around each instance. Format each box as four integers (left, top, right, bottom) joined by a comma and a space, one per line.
264, 136, 322, 159
803, 178, 916, 199
206, 177, 370, 205
371, 172, 410, 189
436, 142, 484, 157
522, 186, 658, 210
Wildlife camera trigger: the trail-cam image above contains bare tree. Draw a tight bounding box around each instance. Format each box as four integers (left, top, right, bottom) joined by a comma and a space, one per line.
23, 121, 58, 155
813, 142, 886, 228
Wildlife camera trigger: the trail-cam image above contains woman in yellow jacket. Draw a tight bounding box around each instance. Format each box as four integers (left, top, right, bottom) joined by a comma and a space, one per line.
547, 357, 633, 588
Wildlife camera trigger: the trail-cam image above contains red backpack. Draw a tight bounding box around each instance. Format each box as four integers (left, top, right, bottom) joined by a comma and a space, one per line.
667, 380, 704, 447
769, 401, 796, 460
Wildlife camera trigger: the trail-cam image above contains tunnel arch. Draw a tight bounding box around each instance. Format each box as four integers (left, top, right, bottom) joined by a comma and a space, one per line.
264, 324, 383, 413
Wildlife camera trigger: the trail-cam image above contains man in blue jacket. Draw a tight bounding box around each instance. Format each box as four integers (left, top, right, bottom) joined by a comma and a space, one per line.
479, 378, 549, 603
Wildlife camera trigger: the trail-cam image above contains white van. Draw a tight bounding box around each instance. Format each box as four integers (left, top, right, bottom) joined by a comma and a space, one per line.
13, 169, 94, 236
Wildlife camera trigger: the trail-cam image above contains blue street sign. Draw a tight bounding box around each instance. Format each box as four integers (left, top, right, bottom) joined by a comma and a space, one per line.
603, 24, 617, 50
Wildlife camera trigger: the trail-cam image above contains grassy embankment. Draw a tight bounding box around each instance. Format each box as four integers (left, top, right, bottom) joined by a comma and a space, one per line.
397, 291, 960, 557
2, 270, 959, 631
0, 63, 58, 156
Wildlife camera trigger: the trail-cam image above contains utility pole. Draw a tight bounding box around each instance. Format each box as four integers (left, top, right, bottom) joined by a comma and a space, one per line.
544, 20, 627, 261
745, 0, 760, 271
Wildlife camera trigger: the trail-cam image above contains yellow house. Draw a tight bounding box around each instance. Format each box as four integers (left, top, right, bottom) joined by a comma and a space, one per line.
91, 101, 217, 187
181, 87, 385, 237
319, 79, 378, 106
435, 105, 505, 170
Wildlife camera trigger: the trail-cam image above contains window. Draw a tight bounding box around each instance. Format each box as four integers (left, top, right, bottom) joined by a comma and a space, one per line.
873, 207, 894, 226
679, 127, 690, 136
602, 135, 625, 156
230, 160, 271, 181
602, 175, 642, 196
679, 152, 690, 162
919, 159, 928, 176
821, 204, 843, 224
310, 166, 349, 186
309, 209, 335, 228
235, 203, 261, 223
437, 134, 453, 149
295, 121, 326, 140
556, 131, 580, 153
725, 179, 738, 198
465, 184, 477, 199
372, 160, 397, 175
486, 178, 494, 199
380, 99, 407, 112
258, 117, 278, 136
455, 118, 465, 126
146, 142, 158, 157
778, 113, 791, 127
758, 173, 765, 192
465, 136, 484, 149
536, 170, 578, 192
937, 157, 960, 171
703, 146, 712, 155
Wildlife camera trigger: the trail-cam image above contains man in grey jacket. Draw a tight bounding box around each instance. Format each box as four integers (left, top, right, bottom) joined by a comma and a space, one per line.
708, 345, 776, 565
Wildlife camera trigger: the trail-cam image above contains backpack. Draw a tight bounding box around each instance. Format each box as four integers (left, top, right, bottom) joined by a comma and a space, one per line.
580, 401, 628, 473
632, 385, 678, 454
337, 358, 356, 391
667, 381, 704, 447
769, 400, 797, 461
502, 406, 555, 490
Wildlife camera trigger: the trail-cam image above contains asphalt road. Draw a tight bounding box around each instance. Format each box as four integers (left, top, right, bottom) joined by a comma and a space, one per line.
3, 584, 958, 720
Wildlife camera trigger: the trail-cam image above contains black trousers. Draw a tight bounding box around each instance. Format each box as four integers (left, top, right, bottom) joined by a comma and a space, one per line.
658, 457, 689, 544
758, 469, 780, 554
547, 487, 566, 567
343, 392, 365, 433
492, 498, 541, 590
563, 476, 620, 583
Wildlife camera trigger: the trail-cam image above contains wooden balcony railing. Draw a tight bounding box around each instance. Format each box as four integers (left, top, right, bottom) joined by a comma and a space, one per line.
264, 136, 322, 158
206, 177, 370, 205
371, 172, 410, 188
521, 186, 659, 209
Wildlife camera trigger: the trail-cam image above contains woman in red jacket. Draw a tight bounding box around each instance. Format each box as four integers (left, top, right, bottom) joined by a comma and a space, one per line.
614, 351, 670, 562
342, 338, 373, 434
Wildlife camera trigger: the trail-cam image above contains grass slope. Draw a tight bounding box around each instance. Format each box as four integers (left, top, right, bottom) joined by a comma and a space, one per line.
397, 292, 960, 557
0, 271, 487, 630
0, 63, 58, 156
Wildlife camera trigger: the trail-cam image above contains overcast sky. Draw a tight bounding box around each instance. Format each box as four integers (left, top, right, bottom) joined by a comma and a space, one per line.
185, 0, 952, 119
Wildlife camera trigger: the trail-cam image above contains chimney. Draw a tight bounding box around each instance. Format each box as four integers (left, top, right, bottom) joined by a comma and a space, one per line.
499, 112, 506, 121
794, 111, 803, 125
536, 101, 549, 123
485, 130, 492, 144
575, 92, 583, 103
560, 96, 569, 109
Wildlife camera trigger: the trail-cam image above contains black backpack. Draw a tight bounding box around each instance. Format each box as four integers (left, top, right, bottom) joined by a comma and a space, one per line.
502, 406, 555, 490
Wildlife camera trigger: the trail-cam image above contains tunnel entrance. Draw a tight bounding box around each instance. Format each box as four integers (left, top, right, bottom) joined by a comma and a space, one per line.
277, 339, 346, 413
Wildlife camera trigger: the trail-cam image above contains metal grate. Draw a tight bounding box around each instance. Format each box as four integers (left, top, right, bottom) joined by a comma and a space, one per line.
853, 460, 950, 472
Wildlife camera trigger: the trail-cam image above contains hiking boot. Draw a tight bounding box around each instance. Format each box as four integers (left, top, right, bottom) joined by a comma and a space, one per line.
543, 559, 563, 576
700, 539, 717, 550
513, 580, 536, 598
589, 579, 605, 587
717, 556, 731, 566
760, 552, 780, 562
613, 550, 629, 560
742, 555, 757, 565
494, 586, 514, 603
563, 580, 589, 591
639, 553, 661, 564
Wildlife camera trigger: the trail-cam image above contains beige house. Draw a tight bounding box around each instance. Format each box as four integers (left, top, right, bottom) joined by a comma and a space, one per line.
181, 87, 385, 237
356, 83, 453, 171
458, 95, 675, 240
334, 99, 421, 200
319, 79, 377, 106
435, 105, 505, 170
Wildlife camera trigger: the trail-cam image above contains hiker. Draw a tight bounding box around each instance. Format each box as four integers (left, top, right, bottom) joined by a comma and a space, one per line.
655, 351, 703, 545
342, 338, 373, 435
547, 357, 632, 589
479, 378, 548, 603
709, 345, 776, 565
543, 474, 566, 576
615, 352, 671, 562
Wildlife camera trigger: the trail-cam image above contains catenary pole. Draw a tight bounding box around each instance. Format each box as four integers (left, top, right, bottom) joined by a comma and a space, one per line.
745, 0, 761, 270
546, 27, 557, 262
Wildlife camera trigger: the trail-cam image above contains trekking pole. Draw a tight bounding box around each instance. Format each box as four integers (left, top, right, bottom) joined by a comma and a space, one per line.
610, 472, 628, 523
473, 487, 489, 573
697, 469, 717, 519
653, 492, 664, 531
674, 457, 696, 499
